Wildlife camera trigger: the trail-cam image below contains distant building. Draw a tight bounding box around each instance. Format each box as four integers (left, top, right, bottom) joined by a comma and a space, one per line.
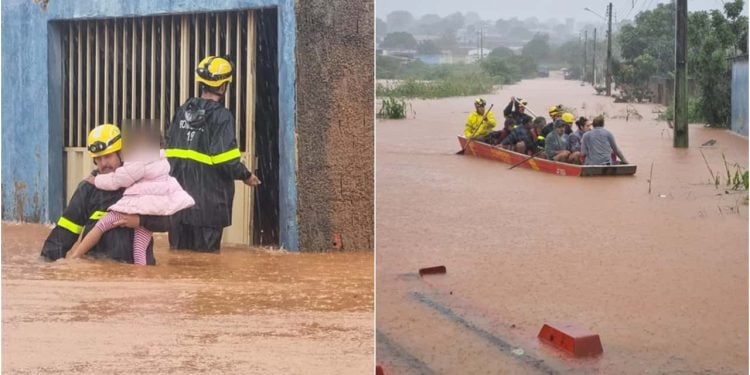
381, 49, 417, 60
416, 54, 454, 65
467, 48, 493, 63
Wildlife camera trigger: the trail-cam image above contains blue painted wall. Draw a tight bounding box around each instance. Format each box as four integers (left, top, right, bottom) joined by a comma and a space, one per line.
1, 0, 51, 223
1, 0, 299, 250
731, 59, 748, 137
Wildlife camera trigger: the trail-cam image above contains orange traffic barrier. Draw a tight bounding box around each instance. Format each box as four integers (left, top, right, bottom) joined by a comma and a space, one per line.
418, 265, 446, 276
537, 323, 603, 357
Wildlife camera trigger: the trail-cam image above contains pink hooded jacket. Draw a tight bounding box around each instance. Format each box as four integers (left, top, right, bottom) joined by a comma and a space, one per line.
95, 150, 195, 215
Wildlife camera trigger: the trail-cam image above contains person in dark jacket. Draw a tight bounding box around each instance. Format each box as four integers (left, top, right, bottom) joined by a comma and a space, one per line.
487, 118, 515, 145
40, 124, 170, 265
501, 116, 546, 156
541, 104, 565, 139
165, 55, 260, 252
503, 96, 533, 127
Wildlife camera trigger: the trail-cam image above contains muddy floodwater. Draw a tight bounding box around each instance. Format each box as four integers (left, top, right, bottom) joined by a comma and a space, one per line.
2, 223, 373, 374
376, 73, 748, 374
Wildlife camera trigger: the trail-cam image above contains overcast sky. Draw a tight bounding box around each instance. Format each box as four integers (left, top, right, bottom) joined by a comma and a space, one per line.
376, 0, 749, 26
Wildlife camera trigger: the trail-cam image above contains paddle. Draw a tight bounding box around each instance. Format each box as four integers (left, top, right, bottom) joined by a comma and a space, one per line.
457, 104, 494, 155
509, 149, 545, 170
513, 97, 538, 118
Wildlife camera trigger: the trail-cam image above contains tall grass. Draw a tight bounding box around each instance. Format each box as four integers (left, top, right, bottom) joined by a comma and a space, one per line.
377, 97, 407, 119
376, 56, 501, 99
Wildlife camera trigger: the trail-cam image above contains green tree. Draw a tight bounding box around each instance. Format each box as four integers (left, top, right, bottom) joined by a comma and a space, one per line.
615, 0, 747, 126
416, 40, 441, 55
386, 10, 415, 33
494, 18, 510, 34
723, 0, 748, 55
415, 14, 442, 34
434, 32, 459, 52
506, 55, 538, 77
617, 3, 675, 74
443, 12, 465, 34
507, 25, 533, 41
376, 18, 388, 39
480, 57, 517, 83
380, 32, 418, 50
480, 55, 538, 83
554, 40, 584, 69
522, 33, 551, 63
465, 12, 481, 26
489, 46, 515, 59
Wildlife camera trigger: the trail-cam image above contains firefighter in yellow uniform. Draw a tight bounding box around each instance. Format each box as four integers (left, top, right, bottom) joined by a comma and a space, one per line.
463, 98, 497, 142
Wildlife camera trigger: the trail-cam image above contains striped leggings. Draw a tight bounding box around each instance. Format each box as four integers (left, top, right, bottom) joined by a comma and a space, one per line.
95, 211, 151, 265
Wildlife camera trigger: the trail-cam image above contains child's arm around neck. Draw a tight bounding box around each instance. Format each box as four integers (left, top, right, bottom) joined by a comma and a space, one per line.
94, 160, 146, 191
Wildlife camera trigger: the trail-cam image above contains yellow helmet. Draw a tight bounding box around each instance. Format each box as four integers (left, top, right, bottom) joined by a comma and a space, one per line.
87, 124, 122, 158
561, 112, 575, 124
548, 105, 561, 116
195, 56, 233, 87
474, 97, 486, 106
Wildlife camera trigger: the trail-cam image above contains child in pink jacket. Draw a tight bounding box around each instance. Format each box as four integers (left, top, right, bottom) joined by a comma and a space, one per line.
67, 132, 194, 265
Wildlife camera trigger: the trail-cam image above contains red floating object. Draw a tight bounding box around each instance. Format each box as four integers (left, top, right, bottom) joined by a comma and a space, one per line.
537, 323, 603, 357
376, 364, 385, 375
418, 265, 447, 276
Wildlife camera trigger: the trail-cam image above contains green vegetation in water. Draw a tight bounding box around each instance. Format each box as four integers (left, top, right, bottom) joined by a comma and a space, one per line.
657, 98, 705, 123
720, 153, 748, 191
376, 75, 496, 99
377, 97, 408, 119
376, 54, 539, 99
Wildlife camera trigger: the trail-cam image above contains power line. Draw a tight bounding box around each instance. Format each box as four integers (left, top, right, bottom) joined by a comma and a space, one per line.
624, 0, 640, 20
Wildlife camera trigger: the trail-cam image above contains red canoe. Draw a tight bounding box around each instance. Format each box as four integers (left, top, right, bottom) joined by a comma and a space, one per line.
458, 136, 637, 177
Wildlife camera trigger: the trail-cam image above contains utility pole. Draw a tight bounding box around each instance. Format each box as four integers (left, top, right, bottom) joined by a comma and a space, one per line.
606, 2, 613, 96
476, 30, 480, 61
592, 28, 597, 86
674, 0, 688, 147
480, 28, 484, 59
583, 30, 588, 83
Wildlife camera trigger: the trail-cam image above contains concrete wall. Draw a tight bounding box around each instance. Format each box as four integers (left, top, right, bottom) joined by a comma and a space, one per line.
1, 0, 303, 250
1, 0, 54, 222
295, 0, 374, 251
731, 59, 748, 136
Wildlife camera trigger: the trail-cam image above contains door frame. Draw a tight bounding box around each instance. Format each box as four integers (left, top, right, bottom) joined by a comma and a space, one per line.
47, 0, 299, 251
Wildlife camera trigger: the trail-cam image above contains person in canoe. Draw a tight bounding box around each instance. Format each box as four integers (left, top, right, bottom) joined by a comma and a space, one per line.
504, 96, 533, 127
541, 104, 564, 141
544, 113, 573, 162
464, 98, 497, 143
501, 116, 546, 157
566, 116, 591, 164
581, 115, 629, 165
487, 118, 515, 145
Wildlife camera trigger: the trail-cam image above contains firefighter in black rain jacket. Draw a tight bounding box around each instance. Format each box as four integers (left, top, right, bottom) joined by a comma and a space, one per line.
165, 56, 261, 252
40, 124, 171, 264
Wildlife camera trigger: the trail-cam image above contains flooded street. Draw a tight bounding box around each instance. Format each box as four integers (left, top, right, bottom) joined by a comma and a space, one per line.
2, 223, 373, 374
376, 73, 748, 374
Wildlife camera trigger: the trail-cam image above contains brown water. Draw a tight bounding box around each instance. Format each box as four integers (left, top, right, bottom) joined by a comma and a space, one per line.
2, 223, 373, 374
376, 73, 748, 374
